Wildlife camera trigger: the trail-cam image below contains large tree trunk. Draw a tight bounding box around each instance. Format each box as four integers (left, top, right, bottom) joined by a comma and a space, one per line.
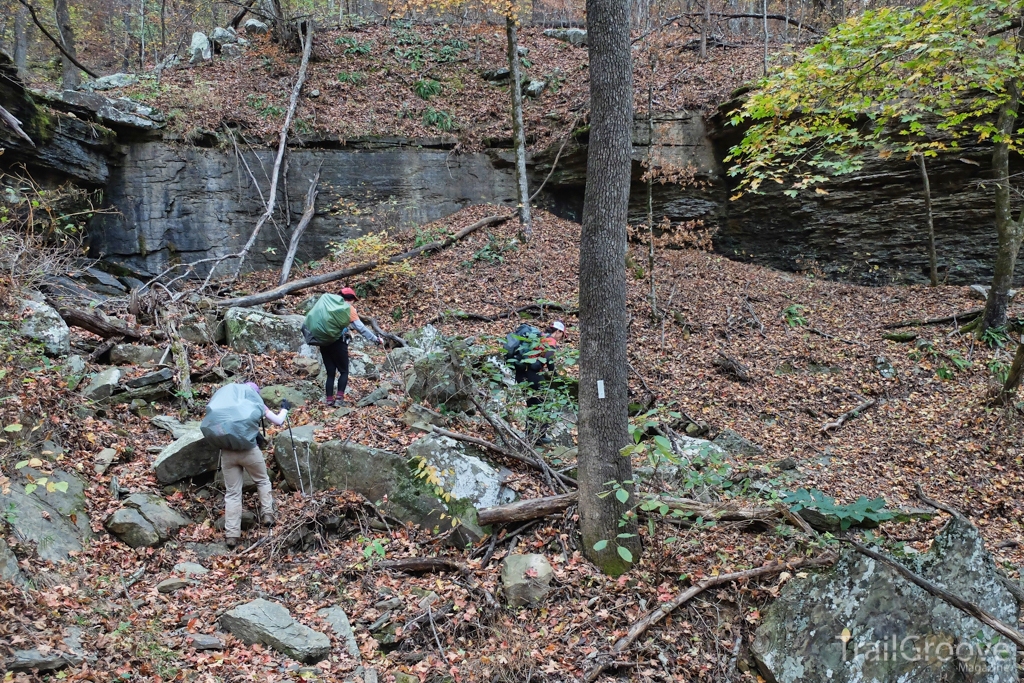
506, 15, 532, 238
13, 4, 30, 77
53, 0, 79, 89
577, 0, 640, 576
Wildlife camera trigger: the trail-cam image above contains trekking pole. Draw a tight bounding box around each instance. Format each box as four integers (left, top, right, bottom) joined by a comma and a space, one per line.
281, 405, 308, 497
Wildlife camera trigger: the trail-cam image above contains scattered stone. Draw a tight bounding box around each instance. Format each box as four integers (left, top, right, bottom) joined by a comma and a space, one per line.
126, 367, 174, 388
501, 554, 554, 607
969, 283, 1017, 302
294, 355, 322, 376
387, 346, 425, 370
106, 493, 191, 547
349, 351, 380, 380
150, 415, 201, 440
0, 468, 92, 562
95, 447, 117, 474
8, 647, 83, 672
404, 351, 472, 410
88, 72, 139, 90
110, 343, 163, 365
173, 562, 209, 576
374, 597, 403, 611
224, 308, 306, 354
157, 577, 188, 594
543, 27, 587, 46
188, 634, 225, 650
178, 313, 218, 344
402, 403, 445, 432
19, 299, 71, 356
774, 457, 798, 471
317, 606, 360, 659
545, 411, 577, 448
130, 398, 155, 417
752, 517, 1019, 683
875, 355, 897, 379
221, 598, 331, 664
214, 509, 257, 530
307, 88, 320, 98
221, 354, 243, 373
153, 429, 220, 483
105, 507, 160, 547
260, 385, 307, 409
66, 354, 87, 376
189, 32, 212, 63
243, 17, 269, 34
0, 538, 26, 585
221, 42, 243, 57
712, 429, 764, 457
481, 67, 511, 82
413, 587, 440, 610
123, 493, 192, 539
185, 541, 231, 561
356, 382, 393, 408
211, 26, 237, 45
524, 79, 546, 97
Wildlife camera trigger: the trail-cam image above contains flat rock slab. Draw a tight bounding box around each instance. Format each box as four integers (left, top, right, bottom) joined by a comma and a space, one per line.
317, 605, 360, 658
221, 598, 330, 663
188, 634, 225, 650
157, 578, 188, 594
153, 429, 220, 483
173, 562, 208, 576
8, 647, 83, 672
501, 553, 553, 607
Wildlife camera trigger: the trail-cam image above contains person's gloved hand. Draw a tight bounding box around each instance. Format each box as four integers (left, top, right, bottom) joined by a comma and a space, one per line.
377, 338, 386, 346
280, 398, 291, 410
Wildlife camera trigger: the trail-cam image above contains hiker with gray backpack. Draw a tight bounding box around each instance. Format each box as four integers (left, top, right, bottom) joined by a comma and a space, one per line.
504, 321, 568, 445
302, 287, 383, 406
200, 382, 288, 548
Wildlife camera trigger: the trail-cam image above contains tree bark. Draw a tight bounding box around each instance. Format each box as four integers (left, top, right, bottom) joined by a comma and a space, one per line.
15, 0, 96, 78
578, 0, 640, 576
478, 492, 579, 526
1001, 336, 1024, 400
13, 4, 29, 77
914, 153, 939, 286
700, 0, 710, 58
981, 32, 1024, 334
279, 171, 319, 285
506, 15, 532, 238
52, 0, 79, 89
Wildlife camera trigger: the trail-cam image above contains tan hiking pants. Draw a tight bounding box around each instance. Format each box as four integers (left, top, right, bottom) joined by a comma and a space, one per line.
221, 447, 274, 539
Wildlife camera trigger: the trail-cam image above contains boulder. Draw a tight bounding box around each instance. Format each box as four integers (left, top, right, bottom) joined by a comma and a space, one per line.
387, 346, 425, 371
178, 313, 217, 344
220, 598, 331, 663
150, 415, 201, 440
712, 428, 764, 458
0, 468, 92, 562
260, 385, 307, 409
94, 447, 117, 474
211, 26, 237, 46
272, 424, 318, 492
317, 605, 360, 658
969, 284, 1017, 302
7, 647, 83, 672
501, 554, 554, 607
243, 17, 270, 35
402, 404, 445, 432
104, 509, 158, 548
189, 32, 212, 63
153, 429, 220, 484
123, 493, 191, 539
110, 343, 163, 365
404, 351, 471, 410
88, 72, 139, 90
403, 325, 445, 353
19, 299, 71, 356
125, 367, 174, 389
0, 538, 26, 585
524, 79, 547, 97
752, 517, 1019, 683
406, 434, 516, 509
349, 350, 380, 380
173, 561, 209, 576
224, 308, 306, 354
157, 577, 188, 593
543, 27, 587, 46
221, 43, 243, 58
481, 67, 511, 82
545, 411, 577, 448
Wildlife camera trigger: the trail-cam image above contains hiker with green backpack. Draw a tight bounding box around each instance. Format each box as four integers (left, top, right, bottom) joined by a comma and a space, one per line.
504, 321, 568, 445
303, 287, 383, 406
200, 382, 288, 548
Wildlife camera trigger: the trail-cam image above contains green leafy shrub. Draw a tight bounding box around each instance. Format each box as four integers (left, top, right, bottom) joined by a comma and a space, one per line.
782, 304, 808, 327
423, 107, 455, 132
413, 78, 442, 100
782, 488, 894, 530
336, 71, 366, 85
335, 35, 371, 55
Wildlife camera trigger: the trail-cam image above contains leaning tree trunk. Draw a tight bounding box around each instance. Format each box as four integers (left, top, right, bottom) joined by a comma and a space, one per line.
506, 15, 532, 238
53, 0, 79, 89
981, 76, 1024, 335
577, 0, 640, 576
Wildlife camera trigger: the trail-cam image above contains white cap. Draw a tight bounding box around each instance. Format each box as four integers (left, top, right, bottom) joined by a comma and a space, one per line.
551, 321, 566, 333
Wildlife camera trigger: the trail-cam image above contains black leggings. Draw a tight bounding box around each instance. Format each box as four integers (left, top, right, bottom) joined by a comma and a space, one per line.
322, 337, 349, 399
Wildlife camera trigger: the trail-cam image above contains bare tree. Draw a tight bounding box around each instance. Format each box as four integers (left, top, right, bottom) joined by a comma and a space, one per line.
506, 15, 532, 238
914, 153, 939, 287
53, 0, 79, 88
577, 0, 640, 575
13, 4, 29, 76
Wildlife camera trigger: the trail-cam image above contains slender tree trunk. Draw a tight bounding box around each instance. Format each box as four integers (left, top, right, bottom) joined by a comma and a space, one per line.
13, 4, 29, 77
122, 3, 131, 71
700, 0, 710, 58
506, 15, 532, 238
139, 0, 145, 70
915, 153, 939, 287
981, 75, 1023, 335
762, 0, 769, 76
646, 66, 657, 318
578, 0, 640, 576
279, 171, 319, 285
53, 0, 79, 89
159, 0, 166, 52
1002, 336, 1024, 400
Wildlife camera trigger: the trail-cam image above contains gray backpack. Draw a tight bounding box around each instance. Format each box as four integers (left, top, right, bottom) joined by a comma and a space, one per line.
200, 384, 265, 450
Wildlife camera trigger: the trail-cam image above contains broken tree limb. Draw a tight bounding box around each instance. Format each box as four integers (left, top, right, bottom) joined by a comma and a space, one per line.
428, 302, 578, 325
279, 169, 319, 285
368, 317, 406, 347
842, 540, 1024, 649
584, 555, 837, 682
915, 482, 964, 519
377, 557, 466, 573
807, 327, 869, 348
0, 105, 34, 146
429, 426, 576, 488
228, 0, 256, 28
228, 19, 314, 280
14, 0, 98, 78
882, 308, 984, 329
821, 398, 878, 434
478, 492, 579, 526
52, 304, 145, 341
713, 351, 751, 383
215, 214, 511, 308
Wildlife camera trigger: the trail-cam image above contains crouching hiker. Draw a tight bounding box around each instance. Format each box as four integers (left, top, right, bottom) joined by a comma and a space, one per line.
504, 321, 568, 445
200, 382, 287, 548
302, 286, 383, 406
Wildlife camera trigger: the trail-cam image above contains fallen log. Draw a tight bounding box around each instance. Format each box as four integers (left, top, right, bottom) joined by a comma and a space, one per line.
368, 317, 407, 348
54, 304, 145, 341
377, 557, 465, 574
821, 398, 878, 434
428, 302, 578, 325
215, 214, 510, 308
584, 555, 837, 682
478, 492, 578, 526
882, 308, 983, 329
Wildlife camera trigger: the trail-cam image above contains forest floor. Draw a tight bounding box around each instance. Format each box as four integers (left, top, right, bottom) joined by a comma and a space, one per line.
2, 206, 1023, 682
45, 23, 766, 150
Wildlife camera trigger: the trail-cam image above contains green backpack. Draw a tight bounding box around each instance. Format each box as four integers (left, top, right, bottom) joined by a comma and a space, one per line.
303, 293, 353, 345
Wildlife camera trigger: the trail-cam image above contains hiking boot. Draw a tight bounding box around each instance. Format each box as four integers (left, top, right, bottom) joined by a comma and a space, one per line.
226, 537, 239, 549
261, 514, 276, 528
324, 395, 336, 407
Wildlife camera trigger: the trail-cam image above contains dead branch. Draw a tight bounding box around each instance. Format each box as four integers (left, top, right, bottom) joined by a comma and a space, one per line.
842, 540, 1024, 649
368, 317, 407, 347
216, 214, 510, 308
228, 0, 256, 28
279, 169, 320, 285
529, 111, 584, 202
229, 19, 314, 280
713, 352, 751, 383
807, 327, 869, 347
584, 555, 837, 682
377, 557, 466, 573
477, 492, 578, 526
915, 483, 964, 519
882, 308, 984, 329
775, 502, 814, 534
14, 0, 98, 77
821, 398, 878, 434
428, 302, 577, 325
430, 426, 576, 489
0, 105, 34, 146
52, 303, 145, 341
